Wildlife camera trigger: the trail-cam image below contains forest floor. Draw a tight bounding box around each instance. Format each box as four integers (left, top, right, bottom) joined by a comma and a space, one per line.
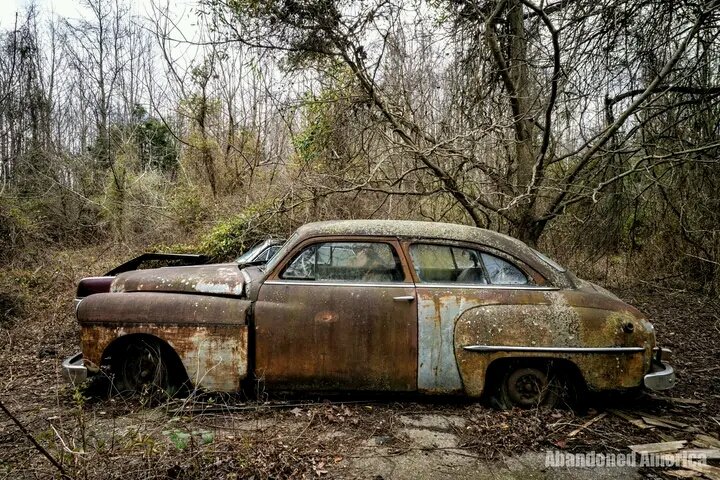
0, 250, 719, 479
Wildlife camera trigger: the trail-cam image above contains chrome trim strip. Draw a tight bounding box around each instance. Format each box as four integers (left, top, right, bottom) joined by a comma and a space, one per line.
263, 280, 559, 290
263, 280, 413, 288
417, 284, 559, 291
463, 345, 645, 354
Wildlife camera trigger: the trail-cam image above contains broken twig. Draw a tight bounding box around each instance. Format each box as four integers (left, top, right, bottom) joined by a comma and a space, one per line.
567, 412, 608, 437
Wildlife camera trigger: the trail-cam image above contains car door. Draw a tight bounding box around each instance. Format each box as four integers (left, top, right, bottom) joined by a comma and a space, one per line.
254, 237, 418, 391
405, 241, 550, 394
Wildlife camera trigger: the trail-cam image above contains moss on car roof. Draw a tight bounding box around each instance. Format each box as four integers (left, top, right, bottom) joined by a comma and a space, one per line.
297, 220, 520, 250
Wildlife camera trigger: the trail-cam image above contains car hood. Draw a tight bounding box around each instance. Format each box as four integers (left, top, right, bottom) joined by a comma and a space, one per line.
111, 263, 247, 297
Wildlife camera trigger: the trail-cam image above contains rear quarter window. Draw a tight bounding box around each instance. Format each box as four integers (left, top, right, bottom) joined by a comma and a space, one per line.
409, 243, 528, 285
481, 253, 528, 285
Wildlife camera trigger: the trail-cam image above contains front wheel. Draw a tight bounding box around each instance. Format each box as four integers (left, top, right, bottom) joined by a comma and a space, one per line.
112, 340, 175, 397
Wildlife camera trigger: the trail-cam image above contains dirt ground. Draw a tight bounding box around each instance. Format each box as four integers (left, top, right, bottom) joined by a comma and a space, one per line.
1, 272, 719, 479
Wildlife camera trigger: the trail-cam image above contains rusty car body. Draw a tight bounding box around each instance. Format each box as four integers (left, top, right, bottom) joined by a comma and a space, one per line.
63, 220, 675, 407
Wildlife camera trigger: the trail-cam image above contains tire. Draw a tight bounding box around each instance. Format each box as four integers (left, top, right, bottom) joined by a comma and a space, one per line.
112, 340, 174, 397
496, 365, 561, 409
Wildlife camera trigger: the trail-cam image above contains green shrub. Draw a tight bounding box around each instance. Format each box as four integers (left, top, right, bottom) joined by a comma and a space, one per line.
198, 203, 288, 261
170, 185, 209, 234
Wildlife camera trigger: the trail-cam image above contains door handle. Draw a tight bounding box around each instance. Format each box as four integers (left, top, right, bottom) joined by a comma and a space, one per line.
393, 295, 415, 302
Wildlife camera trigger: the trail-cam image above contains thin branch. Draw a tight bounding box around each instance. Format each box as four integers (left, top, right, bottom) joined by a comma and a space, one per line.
606, 85, 720, 106
0, 400, 72, 479
546, 9, 712, 219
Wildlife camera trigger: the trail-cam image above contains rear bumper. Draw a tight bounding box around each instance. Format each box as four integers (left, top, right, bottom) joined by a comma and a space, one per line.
644, 347, 675, 391
62, 352, 88, 384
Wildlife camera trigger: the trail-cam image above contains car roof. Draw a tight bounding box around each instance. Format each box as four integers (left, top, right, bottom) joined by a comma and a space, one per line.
293, 220, 573, 288
297, 220, 521, 251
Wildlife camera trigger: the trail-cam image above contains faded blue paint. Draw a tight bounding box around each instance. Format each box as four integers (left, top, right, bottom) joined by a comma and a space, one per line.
417, 292, 464, 393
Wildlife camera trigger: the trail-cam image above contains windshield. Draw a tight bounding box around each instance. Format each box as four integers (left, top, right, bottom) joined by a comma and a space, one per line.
235, 242, 268, 263
260, 232, 298, 273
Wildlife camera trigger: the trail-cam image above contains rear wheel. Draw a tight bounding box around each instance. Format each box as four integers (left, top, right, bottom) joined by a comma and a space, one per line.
494, 364, 562, 409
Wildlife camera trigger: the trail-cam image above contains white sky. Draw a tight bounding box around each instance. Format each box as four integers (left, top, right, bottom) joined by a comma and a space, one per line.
0, 0, 200, 30
1, 0, 76, 27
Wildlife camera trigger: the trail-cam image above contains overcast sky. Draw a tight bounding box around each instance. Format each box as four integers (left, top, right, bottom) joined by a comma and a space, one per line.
0, 0, 199, 29
1, 0, 113, 27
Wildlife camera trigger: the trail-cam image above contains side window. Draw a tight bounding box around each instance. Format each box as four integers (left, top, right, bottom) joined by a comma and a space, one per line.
254, 248, 270, 262
410, 244, 529, 285
409, 244, 488, 284
283, 245, 318, 279
265, 245, 281, 260
481, 253, 528, 285
281, 242, 404, 282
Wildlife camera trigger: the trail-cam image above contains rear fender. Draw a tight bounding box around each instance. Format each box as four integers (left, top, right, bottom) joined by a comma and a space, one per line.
454, 298, 653, 396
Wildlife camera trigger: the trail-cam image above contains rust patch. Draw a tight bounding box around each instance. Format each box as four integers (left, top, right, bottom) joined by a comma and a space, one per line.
78, 292, 251, 392
254, 273, 418, 392
452, 289, 654, 397
314, 310, 338, 323
82, 324, 248, 392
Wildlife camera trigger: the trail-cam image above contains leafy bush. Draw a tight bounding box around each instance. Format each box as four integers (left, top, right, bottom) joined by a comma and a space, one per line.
198, 203, 289, 261
170, 185, 209, 234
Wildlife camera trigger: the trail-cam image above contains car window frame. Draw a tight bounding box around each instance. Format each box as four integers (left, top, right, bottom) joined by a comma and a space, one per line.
267, 236, 413, 284
402, 239, 546, 287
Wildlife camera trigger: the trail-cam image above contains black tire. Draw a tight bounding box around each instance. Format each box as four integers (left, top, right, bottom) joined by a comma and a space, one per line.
496, 365, 561, 409
112, 340, 175, 397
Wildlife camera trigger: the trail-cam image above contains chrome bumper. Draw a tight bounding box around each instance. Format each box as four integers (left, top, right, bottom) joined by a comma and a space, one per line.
62, 352, 88, 384
644, 361, 675, 391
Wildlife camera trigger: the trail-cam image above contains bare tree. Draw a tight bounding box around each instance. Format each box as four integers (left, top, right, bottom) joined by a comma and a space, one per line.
205, 0, 720, 246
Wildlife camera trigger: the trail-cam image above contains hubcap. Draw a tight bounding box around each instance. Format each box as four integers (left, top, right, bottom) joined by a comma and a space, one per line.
506, 368, 548, 407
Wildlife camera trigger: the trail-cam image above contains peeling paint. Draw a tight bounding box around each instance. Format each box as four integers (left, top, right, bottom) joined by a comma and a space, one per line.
417, 293, 463, 394
110, 263, 245, 297
78, 292, 251, 392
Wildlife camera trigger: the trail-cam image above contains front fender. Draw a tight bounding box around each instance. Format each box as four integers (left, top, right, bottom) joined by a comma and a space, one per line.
77, 292, 251, 392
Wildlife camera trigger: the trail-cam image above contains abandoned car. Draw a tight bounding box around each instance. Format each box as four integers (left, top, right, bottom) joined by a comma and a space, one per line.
63, 220, 674, 407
